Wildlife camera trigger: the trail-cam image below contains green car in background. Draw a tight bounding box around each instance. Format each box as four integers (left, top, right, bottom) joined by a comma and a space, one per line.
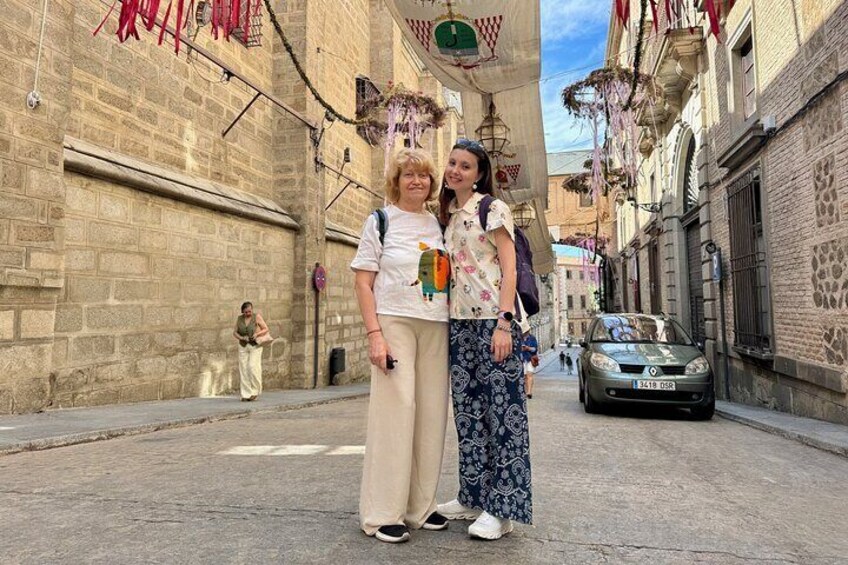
577, 314, 715, 420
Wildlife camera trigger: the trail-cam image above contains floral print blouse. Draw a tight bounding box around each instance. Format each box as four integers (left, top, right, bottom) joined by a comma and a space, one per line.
445, 192, 515, 320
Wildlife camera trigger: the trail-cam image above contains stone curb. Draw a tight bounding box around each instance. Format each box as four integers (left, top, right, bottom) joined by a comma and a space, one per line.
715, 407, 848, 459
0, 392, 369, 458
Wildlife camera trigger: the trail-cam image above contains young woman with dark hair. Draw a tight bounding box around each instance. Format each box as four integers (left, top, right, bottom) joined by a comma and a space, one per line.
436, 139, 533, 540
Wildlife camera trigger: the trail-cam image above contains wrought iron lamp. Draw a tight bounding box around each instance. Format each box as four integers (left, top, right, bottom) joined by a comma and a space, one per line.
512, 202, 537, 229
627, 196, 662, 213
475, 101, 511, 158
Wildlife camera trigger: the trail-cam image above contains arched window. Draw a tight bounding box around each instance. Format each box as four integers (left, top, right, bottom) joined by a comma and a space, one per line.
682, 136, 698, 213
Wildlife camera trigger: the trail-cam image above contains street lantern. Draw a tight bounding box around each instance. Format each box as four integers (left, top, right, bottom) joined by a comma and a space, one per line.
512, 202, 536, 228
475, 101, 511, 157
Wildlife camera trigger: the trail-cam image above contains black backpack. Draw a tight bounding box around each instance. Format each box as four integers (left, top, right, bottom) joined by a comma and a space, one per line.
478, 195, 540, 318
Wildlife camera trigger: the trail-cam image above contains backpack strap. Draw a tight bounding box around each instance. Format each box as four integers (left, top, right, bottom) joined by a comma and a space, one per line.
372, 208, 388, 246
478, 194, 495, 231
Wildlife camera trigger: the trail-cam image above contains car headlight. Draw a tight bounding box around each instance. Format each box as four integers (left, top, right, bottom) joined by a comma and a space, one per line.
590, 352, 620, 372
685, 356, 710, 375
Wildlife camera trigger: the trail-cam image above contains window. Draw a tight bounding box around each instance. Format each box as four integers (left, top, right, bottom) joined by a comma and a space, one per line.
682, 136, 698, 213
355, 77, 381, 145
727, 167, 772, 354
567, 295, 574, 309
580, 321, 587, 335
740, 37, 756, 119
568, 322, 575, 335
580, 295, 587, 309
579, 271, 585, 281
566, 270, 572, 280
579, 191, 592, 208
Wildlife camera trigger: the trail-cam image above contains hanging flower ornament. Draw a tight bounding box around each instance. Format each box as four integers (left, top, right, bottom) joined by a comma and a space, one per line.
356, 82, 447, 147
561, 66, 662, 204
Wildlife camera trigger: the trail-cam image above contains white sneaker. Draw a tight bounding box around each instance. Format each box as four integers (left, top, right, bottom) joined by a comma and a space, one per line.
467, 511, 513, 540
436, 499, 482, 520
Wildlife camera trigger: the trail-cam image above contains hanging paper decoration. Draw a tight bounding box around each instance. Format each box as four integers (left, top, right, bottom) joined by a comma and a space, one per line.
94, 0, 264, 53
616, 0, 732, 40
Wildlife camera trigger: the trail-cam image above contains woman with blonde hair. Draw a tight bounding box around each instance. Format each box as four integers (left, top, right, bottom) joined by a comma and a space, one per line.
352, 148, 451, 543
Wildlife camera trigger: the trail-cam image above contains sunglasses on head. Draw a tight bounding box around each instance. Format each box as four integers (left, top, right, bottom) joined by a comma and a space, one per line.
455, 138, 486, 153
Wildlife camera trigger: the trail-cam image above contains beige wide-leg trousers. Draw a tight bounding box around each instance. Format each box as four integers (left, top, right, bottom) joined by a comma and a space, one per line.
360, 315, 449, 536
238, 343, 263, 399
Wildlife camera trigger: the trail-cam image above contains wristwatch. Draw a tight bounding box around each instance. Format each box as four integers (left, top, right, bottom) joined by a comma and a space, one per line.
498, 311, 514, 322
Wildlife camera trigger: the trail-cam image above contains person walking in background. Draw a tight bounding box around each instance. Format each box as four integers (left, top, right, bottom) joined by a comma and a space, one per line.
232, 301, 268, 401
352, 148, 450, 544
522, 331, 539, 399
436, 138, 533, 540
565, 353, 574, 375
559, 350, 566, 371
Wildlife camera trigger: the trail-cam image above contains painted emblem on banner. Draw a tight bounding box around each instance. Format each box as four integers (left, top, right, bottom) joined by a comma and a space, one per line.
405, 3, 503, 69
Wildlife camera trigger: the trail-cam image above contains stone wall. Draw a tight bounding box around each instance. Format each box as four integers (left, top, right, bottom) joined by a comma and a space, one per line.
53, 168, 296, 407
0, 0, 460, 413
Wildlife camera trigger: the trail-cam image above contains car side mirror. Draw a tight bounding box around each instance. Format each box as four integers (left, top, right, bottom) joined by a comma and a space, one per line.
580, 340, 588, 349
696, 341, 705, 352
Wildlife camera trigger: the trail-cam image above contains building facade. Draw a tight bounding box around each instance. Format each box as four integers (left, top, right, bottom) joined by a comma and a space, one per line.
0, 0, 460, 413
607, 0, 848, 424
552, 246, 600, 343
545, 150, 615, 246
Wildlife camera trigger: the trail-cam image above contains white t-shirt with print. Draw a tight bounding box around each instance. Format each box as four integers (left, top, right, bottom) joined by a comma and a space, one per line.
350, 205, 449, 323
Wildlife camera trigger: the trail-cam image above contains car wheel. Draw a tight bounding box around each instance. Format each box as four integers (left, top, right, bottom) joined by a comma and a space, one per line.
583, 383, 601, 414
691, 394, 715, 421
578, 376, 585, 403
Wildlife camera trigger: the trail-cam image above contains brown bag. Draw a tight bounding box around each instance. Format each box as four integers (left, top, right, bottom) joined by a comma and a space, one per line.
530, 355, 540, 368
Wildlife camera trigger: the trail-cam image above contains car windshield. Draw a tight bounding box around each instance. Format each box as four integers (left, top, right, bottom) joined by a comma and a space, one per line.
591, 315, 693, 345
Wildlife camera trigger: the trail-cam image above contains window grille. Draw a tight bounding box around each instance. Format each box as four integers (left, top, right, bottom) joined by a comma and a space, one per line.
217, 1, 263, 48
682, 136, 698, 213
727, 167, 772, 353
355, 76, 381, 145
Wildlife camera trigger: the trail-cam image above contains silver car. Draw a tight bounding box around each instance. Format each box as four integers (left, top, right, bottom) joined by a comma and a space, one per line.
578, 314, 715, 420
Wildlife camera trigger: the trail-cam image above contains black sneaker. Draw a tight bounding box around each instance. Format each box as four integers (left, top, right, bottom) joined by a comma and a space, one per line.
422, 511, 449, 531
375, 525, 410, 543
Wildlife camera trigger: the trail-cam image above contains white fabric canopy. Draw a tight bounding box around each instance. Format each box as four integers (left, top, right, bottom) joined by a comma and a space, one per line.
384, 0, 555, 274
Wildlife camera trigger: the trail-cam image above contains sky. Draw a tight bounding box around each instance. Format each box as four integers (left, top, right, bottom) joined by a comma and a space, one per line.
539, 0, 611, 154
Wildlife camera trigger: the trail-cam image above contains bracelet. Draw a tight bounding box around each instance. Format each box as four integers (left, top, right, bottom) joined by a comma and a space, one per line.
366, 329, 382, 336
495, 325, 511, 333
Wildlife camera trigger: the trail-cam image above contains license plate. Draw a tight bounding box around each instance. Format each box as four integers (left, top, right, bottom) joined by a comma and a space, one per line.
633, 380, 676, 391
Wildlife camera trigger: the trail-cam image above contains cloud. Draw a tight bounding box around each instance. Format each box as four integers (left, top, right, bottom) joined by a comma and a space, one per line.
541, 34, 608, 153
541, 0, 611, 43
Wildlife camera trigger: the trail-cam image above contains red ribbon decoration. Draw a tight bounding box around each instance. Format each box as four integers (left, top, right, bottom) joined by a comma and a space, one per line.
94, 0, 255, 52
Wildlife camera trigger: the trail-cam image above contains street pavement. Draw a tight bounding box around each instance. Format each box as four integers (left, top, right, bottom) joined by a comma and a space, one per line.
2, 355, 848, 564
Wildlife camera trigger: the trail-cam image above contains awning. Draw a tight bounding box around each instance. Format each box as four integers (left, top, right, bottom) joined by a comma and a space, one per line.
384, 0, 555, 274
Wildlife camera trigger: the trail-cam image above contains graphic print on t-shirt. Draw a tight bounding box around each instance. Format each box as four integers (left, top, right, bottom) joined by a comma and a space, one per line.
413, 242, 450, 301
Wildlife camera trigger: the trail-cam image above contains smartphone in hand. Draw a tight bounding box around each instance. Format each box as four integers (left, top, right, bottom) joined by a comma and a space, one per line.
386, 355, 397, 370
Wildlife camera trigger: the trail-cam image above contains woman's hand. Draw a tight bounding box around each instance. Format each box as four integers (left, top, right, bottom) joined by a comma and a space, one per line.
491, 326, 513, 363
368, 332, 392, 375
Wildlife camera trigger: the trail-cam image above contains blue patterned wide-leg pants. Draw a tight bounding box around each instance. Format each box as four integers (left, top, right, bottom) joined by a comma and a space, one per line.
449, 319, 533, 524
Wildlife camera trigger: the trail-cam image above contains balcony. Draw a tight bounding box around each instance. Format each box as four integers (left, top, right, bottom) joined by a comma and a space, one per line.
636, 9, 705, 130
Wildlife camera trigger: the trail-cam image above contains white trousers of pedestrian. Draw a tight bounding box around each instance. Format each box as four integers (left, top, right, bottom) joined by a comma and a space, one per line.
360, 315, 449, 536
238, 344, 262, 398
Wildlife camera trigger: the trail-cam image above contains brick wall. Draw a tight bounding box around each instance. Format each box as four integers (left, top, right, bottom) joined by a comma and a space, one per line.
701, 0, 848, 423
